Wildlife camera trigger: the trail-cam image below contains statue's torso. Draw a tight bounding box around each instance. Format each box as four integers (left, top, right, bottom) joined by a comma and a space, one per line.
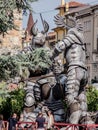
65, 42, 86, 69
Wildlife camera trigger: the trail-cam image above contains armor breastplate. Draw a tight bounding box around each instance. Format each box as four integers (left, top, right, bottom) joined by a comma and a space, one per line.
41, 82, 64, 101
65, 43, 86, 69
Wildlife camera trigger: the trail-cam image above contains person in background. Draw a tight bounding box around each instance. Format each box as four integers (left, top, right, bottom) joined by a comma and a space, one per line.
7, 113, 18, 130
36, 112, 45, 130
47, 110, 54, 130
18, 113, 25, 129
0, 114, 5, 130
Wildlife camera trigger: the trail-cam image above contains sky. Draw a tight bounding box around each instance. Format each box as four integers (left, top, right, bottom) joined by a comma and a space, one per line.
22, 0, 98, 31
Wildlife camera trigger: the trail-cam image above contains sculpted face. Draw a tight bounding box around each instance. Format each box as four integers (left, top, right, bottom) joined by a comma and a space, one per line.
31, 20, 49, 47
33, 32, 46, 46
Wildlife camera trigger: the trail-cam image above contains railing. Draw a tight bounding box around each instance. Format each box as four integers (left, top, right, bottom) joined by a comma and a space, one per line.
4, 121, 98, 130
54, 123, 98, 130
17, 121, 36, 130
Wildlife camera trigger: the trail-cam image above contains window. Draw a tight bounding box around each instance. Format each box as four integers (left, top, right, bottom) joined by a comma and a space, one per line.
86, 43, 91, 60
87, 66, 90, 80
84, 20, 91, 32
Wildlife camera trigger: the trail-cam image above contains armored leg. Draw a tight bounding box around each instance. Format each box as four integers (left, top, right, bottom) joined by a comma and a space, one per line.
79, 92, 94, 124
23, 81, 41, 122
66, 67, 88, 124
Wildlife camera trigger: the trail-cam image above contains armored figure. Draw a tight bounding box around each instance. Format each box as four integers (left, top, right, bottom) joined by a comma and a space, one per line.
21, 19, 49, 55
22, 20, 67, 123
52, 15, 94, 124
36, 72, 67, 122
23, 71, 67, 122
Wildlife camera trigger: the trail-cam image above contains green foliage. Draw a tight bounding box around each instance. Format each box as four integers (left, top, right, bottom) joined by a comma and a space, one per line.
0, 48, 52, 80
0, 88, 25, 120
30, 48, 52, 72
86, 86, 98, 112
0, 81, 9, 105
0, 0, 37, 34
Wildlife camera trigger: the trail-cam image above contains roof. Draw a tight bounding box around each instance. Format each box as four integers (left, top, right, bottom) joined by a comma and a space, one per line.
26, 12, 34, 35
69, 1, 86, 8
64, 4, 98, 17
64, 4, 90, 15
55, 1, 86, 10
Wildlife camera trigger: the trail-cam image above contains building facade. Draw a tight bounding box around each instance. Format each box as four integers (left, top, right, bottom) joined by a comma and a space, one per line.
76, 5, 98, 83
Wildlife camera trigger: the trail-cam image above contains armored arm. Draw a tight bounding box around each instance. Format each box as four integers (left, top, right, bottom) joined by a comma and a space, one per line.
52, 35, 72, 59
52, 41, 66, 59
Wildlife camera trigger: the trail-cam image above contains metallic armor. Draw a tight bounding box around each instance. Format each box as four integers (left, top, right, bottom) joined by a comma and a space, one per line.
22, 20, 67, 122
20, 20, 49, 54
21, 20, 49, 122
52, 15, 94, 124
23, 73, 67, 122
37, 73, 67, 122
31, 20, 49, 48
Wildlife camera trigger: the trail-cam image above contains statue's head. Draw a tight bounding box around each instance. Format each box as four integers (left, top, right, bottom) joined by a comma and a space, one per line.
31, 20, 49, 48
54, 14, 83, 32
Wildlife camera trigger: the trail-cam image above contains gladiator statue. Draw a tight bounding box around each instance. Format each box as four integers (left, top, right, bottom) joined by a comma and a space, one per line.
21, 20, 50, 123
22, 20, 67, 123
36, 64, 67, 122
23, 60, 67, 122
51, 14, 94, 124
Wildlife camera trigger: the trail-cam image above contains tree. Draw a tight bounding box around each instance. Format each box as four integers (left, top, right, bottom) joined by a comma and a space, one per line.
0, 0, 37, 35
0, 88, 25, 120
86, 86, 98, 112
0, 48, 52, 80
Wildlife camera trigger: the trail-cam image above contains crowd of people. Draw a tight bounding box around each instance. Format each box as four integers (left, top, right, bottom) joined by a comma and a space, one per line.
0, 110, 54, 130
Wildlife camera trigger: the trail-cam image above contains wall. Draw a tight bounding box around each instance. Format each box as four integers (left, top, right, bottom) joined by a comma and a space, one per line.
0, 10, 22, 49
